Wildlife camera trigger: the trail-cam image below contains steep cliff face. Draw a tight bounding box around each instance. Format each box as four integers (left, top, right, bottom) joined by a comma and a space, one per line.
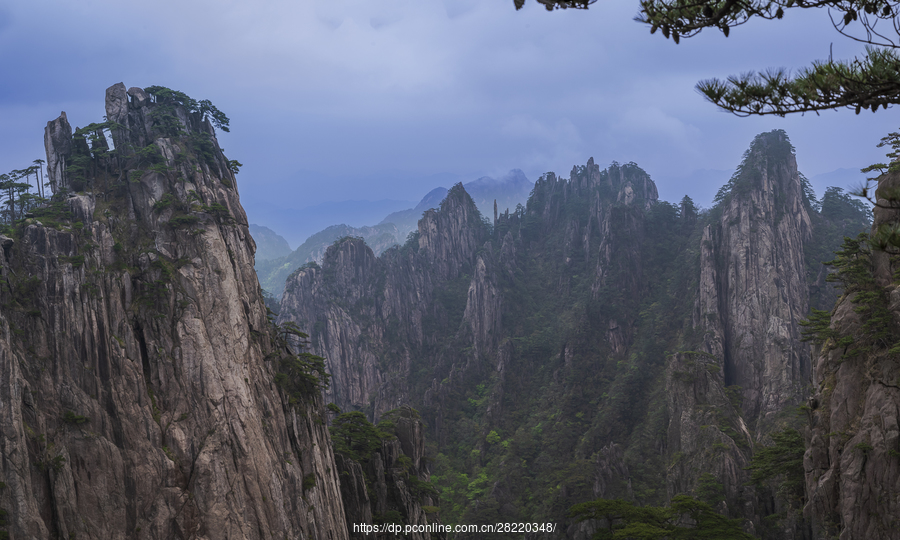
278, 131, 868, 537
661, 132, 832, 539
804, 171, 900, 540
696, 131, 813, 434
279, 185, 491, 419
336, 407, 444, 540
0, 84, 347, 539
803, 295, 900, 540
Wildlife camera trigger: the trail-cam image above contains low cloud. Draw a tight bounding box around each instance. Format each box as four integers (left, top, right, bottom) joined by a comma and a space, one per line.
0, 0, 897, 222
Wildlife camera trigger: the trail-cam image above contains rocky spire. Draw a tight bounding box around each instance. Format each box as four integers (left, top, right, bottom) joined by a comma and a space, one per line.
2, 84, 349, 539
43, 111, 73, 193
697, 129, 812, 433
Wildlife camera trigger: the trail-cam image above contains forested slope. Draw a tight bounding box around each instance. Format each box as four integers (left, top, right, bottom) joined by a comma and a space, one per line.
279, 130, 870, 538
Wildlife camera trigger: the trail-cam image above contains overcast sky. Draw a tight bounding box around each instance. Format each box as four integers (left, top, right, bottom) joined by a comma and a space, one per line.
1, 0, 895, 242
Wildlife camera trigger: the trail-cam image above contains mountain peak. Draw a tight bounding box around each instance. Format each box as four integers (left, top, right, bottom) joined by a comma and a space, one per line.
413, 187, 449, 213
443, 182, 476, 210
714, 129, 801, 206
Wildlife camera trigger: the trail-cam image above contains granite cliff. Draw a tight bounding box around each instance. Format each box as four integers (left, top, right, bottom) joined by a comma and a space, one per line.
278, 131, 870, 538
336, 406, 444, 540
0, 84, 352, 539
804, 169, 900, 540
665, 131, 821, 538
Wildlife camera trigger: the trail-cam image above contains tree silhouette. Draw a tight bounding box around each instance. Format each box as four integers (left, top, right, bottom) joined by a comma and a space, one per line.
517, 0, 900, 116
33, 159, 45, 199
144, 86, 231, 134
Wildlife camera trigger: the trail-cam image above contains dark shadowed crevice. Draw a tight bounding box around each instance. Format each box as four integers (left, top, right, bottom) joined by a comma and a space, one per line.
133, 320, 151, 380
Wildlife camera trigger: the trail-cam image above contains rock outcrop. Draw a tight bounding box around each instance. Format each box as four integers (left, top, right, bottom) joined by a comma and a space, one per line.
279, 185, 492, 419
43, 112, 74, 195
660, 131, 825, 539
337, 407, 444, 540
278, 131, 869, 538
804, 170, 900, 540
694, 130, 813, 436
0, 84, 348, 539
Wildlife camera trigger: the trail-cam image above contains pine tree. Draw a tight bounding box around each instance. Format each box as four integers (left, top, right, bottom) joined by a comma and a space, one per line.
518, 0, 900, 117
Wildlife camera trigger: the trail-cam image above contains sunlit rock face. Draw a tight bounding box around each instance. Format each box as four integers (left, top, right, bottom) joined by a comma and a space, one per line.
0, 83, 348, 540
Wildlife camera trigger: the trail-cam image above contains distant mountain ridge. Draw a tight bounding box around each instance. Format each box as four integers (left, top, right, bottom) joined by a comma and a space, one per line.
254, 170, 534, 297
808, 167, 867, 196
378, 169, 533, 243
246, 198, 417, 248
256, 223, 401, 297
275, 132, 873, 538
249, 224, 292, 261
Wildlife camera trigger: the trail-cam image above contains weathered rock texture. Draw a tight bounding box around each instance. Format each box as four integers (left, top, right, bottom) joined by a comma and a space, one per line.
0, 84, 348, 539
663, 131, 823, 539
695, 130, 813, 435
43, 112, 73, 195
337, 407, 444, 540
279, 131, 867, 538
804, 170, 900, 540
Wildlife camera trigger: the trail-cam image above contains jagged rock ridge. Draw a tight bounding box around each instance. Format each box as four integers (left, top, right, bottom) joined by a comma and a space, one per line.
256, 170, 533, 299
256, 222, 401, 297
279, 132, 869, 538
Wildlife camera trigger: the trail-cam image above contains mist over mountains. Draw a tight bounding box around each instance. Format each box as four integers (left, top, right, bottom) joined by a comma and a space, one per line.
249, 224, 293, 260
247, 198, 416, 249
253, 169, 535, 296
252, 165, 867, 261
272, 130, 875, 538
252, 162, 869, 304
652, 166, 867, 210
2, 81, 891, 540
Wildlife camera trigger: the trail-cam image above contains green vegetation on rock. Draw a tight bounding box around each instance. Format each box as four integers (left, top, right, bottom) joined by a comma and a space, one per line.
569, 495, 754, 539
280, 133, 872, 538
747, 428, 806, 505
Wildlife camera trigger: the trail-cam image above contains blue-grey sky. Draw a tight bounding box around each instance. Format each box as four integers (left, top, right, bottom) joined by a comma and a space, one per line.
0, 0, 895, 243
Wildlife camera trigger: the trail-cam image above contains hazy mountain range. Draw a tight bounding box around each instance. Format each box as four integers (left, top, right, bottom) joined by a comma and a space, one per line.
253, 169, 534, 296
252, 165, 868, 299
5, 84, 888, 540
274, 132, 876, 537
